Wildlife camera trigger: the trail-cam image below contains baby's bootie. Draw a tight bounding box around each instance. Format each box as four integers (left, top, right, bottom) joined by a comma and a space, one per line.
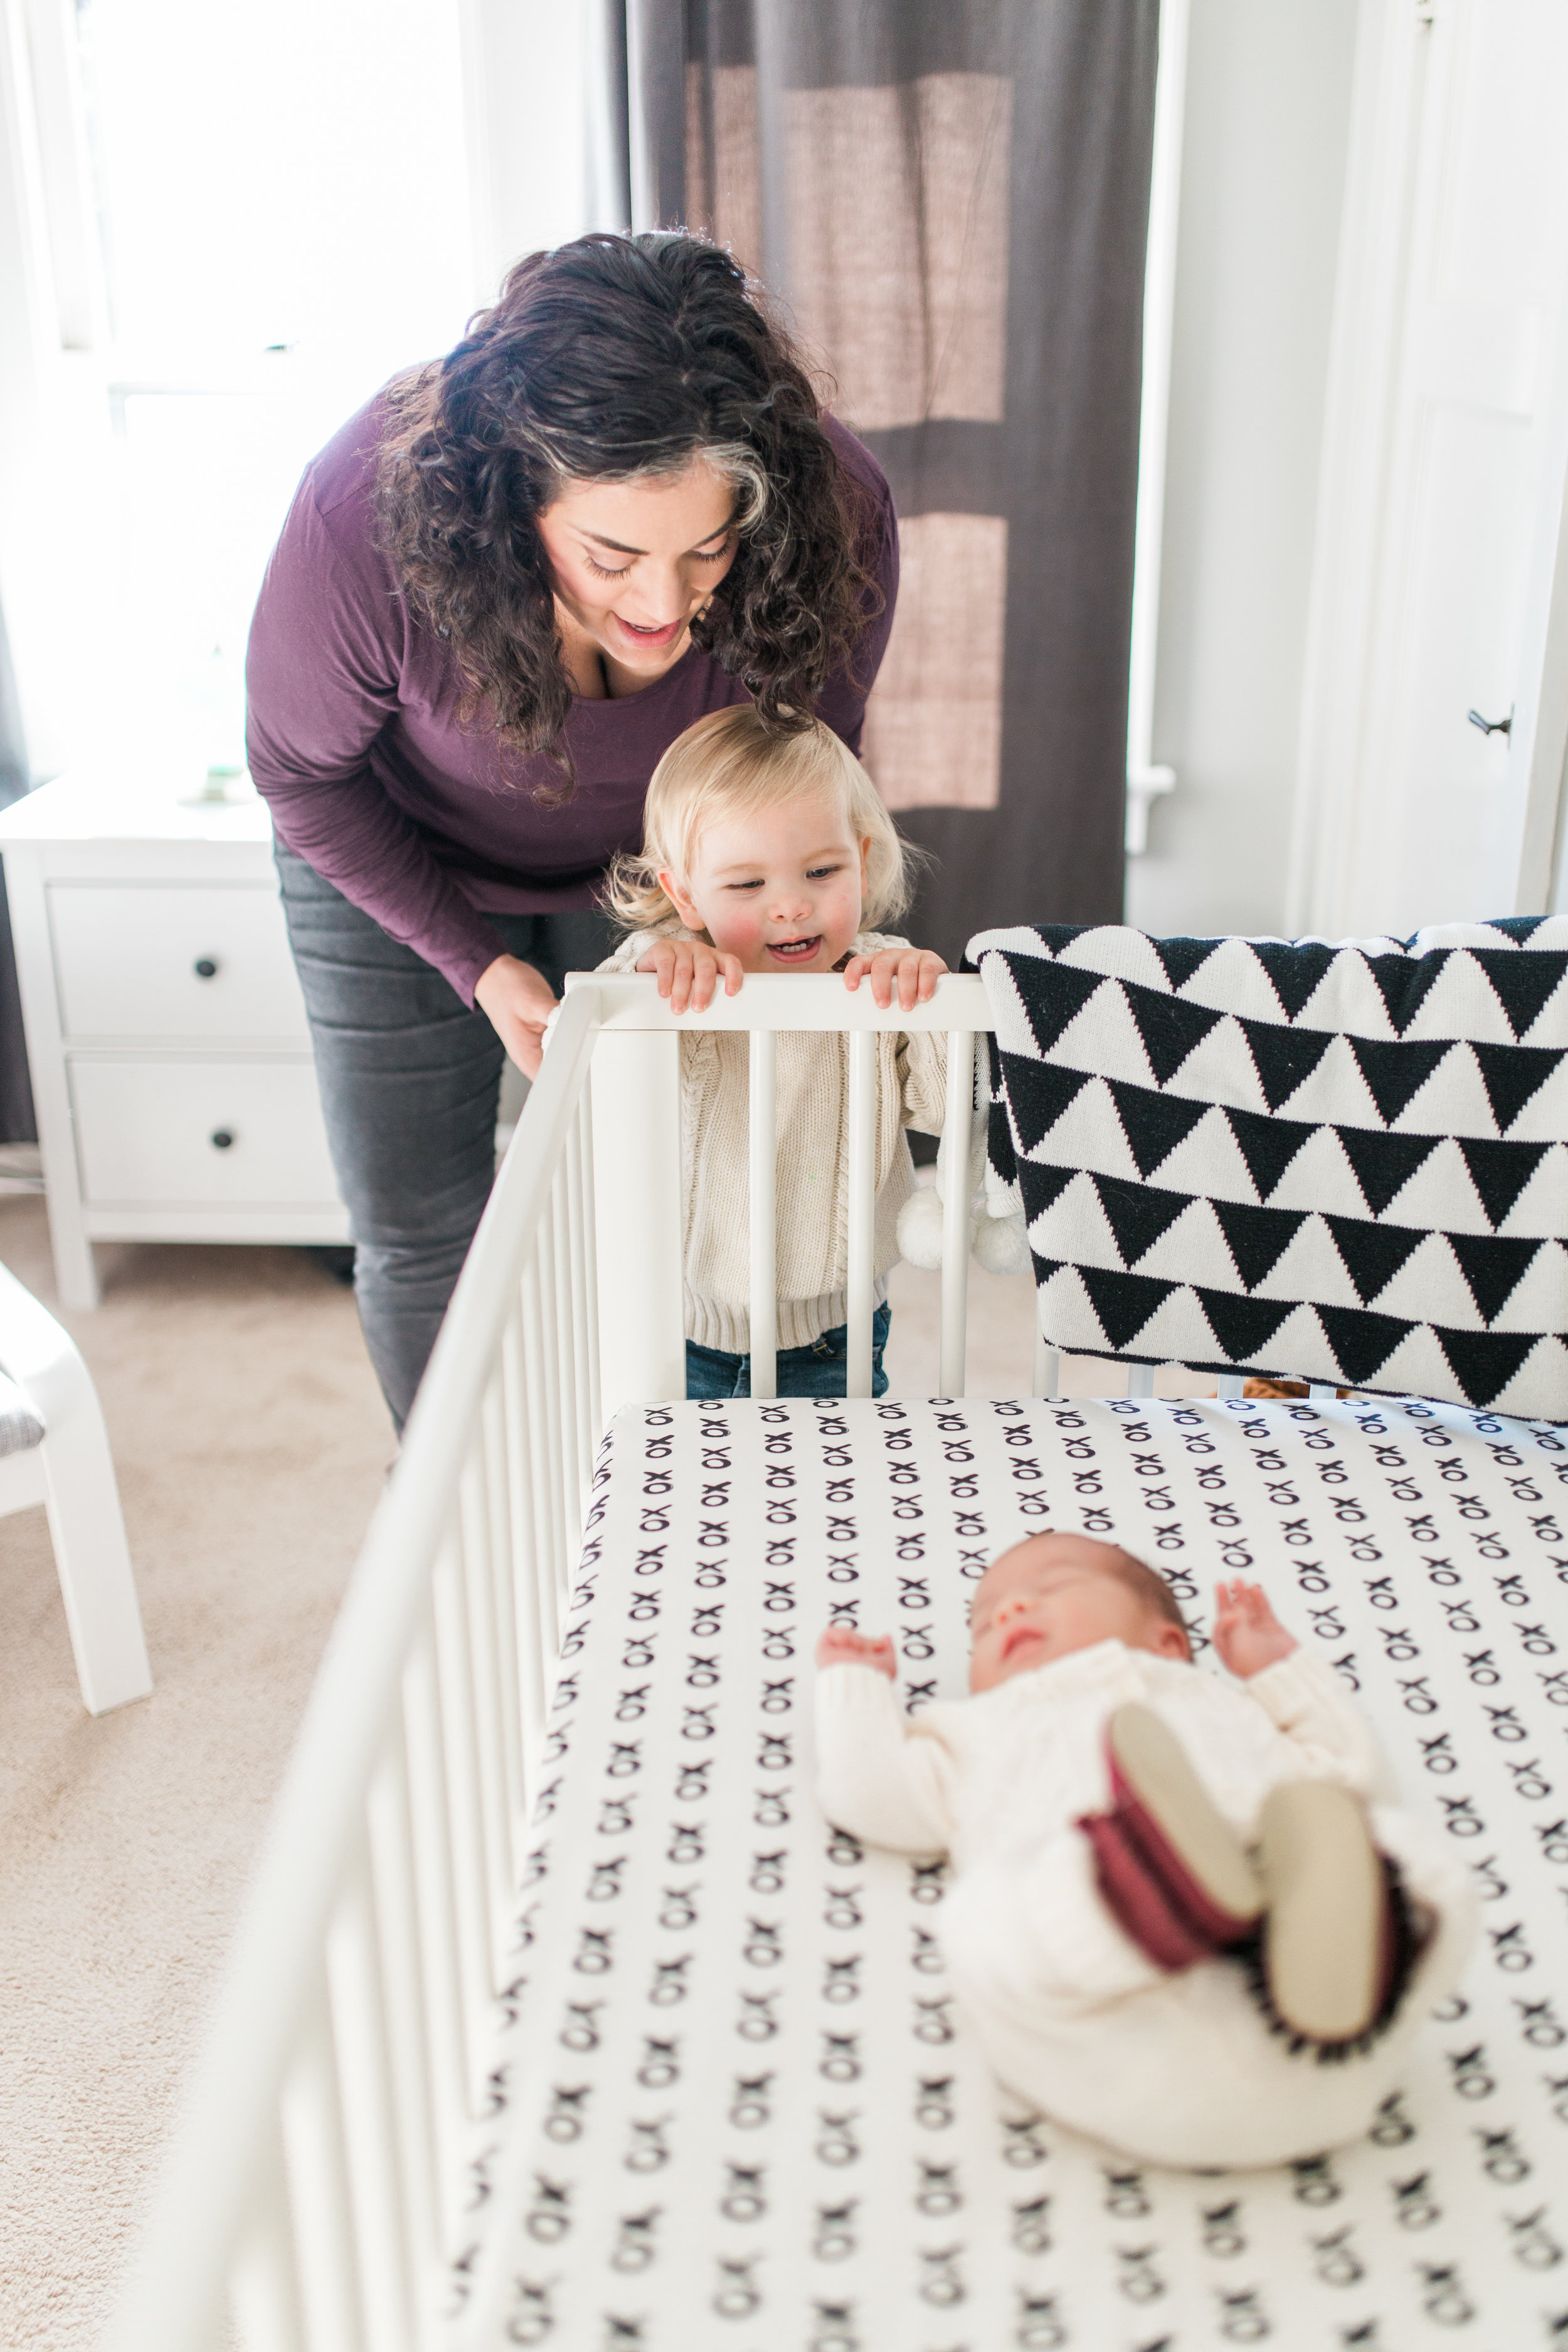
1079, 1703, 1264, 1970
1081, 1704, 1395, 2045
1255, 1779, 1394, 2045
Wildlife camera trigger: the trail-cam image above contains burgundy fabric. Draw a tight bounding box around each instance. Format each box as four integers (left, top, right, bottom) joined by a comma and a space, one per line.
1078, 1808, 1219, 1974
1103, 1752, 1263, 1949
245, 400, 898, 1004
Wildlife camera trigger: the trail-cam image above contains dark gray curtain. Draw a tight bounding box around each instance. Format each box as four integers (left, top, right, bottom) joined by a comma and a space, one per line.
615, 0, 1157, 967
0, 593, 37, 1145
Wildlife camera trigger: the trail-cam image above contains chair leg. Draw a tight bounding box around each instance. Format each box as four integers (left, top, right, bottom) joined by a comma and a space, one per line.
38, 1353, 152, 1712
0, 1257, 153, 1713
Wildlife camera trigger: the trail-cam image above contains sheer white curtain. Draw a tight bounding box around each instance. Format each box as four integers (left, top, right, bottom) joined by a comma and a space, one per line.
0, 0, 590, 782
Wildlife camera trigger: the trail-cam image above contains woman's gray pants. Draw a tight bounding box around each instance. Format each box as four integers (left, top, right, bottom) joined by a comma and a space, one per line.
276, 845, 615, 1429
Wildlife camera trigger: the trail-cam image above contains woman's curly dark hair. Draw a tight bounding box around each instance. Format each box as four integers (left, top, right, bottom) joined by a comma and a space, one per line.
376, 231, 879, 795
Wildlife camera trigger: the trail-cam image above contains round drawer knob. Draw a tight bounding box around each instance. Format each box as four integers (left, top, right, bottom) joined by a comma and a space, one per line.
193, 957, 219, 979
209, 1128, 235, 1151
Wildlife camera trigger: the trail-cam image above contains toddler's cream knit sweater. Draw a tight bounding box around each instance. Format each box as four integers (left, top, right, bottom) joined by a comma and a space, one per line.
596, 930, 950, 1351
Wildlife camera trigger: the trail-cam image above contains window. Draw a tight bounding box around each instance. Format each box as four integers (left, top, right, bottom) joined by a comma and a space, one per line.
1, 0, 586, 780
75, 0, 480, 773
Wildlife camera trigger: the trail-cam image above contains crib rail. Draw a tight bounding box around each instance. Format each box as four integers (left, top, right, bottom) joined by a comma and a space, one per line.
108, 986, 605, 2352
576, 970, 988, 1407
109, 973, 997, 2352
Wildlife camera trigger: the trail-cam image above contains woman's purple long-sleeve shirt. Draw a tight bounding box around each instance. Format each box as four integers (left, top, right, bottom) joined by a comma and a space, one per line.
245, 397, 899, 1005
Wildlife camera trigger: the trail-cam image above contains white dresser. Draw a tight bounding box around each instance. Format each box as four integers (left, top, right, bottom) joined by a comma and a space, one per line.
0, 766, 349, 1310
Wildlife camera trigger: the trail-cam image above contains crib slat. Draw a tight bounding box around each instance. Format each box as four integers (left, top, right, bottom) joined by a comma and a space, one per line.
576, 1084, 604, 1449
554, 1115, 580, 1486
749, 1029, 778, 1399
364, 1730, 442, 2297
565, 1103, 595, 1503
534, 1198, 572, 1613
519, 1256, 563, 1666
845, 1029, 877, 1399
1127, 1364, 1156, 1399
326, 1846, 416, 2352
228, 2127, 307, 2352
562, 1141, 592, 1534
480, 1368, 526, 1875
457, 1449, 515, 1976
510, 1308, 552, 1797
1216, 1373, 1244, 1400
400, 1622, 471, 2247
1032, 1326, 1061, 1402
279, 1971, 367, 2352
550, 1157, 582, 1545
587, 1027, 684, 1423
940, 1031, 974, 1397
501, 1313, 547, 1804
429, 1542, 498, 2082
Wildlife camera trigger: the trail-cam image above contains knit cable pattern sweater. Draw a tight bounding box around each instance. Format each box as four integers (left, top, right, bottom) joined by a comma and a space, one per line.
598, 930, 950, 1350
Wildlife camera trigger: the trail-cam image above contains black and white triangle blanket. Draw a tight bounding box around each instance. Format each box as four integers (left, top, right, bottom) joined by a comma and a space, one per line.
970, 918, 1568, 1417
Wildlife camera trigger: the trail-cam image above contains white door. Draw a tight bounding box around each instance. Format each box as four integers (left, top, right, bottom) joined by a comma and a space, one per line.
1290, 0, 1568, 939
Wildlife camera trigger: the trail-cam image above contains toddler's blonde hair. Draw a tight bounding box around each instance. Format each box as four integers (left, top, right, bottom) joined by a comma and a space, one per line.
601, 705, 916, 935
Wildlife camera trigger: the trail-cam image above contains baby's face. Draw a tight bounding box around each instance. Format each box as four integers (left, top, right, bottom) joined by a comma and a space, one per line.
663, 790, 869, 975
968, 1535, 1187, 1693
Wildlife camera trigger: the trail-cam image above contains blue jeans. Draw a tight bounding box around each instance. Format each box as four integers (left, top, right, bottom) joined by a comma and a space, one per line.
686, 1303, 891, 1399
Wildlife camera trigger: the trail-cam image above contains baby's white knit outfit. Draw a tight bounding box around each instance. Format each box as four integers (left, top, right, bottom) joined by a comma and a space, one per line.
816, 1640, 1475, 2169
596, 930, 948, 1351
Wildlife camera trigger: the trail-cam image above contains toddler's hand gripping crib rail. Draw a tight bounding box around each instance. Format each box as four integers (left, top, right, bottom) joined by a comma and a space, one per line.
109, 973, 990, 2352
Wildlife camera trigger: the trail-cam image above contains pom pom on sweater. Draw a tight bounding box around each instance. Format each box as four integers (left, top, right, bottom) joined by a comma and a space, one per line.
896, 1185, 946, 1270
897, 1103, 1030, 1274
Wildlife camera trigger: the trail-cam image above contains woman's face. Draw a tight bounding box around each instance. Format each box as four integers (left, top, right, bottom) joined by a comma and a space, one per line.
536, 457, 741, 687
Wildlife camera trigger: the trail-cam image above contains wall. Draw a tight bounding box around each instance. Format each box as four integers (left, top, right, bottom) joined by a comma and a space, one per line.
1125, 0, 1359, 940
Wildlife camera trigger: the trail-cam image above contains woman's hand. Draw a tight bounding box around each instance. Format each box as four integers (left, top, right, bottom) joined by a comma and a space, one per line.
816, 1627, 897, 1677
843, 946, 946, 1011
1212, 1580, 1298, 1678
636, 936, 744, 1014
474, 954, 561, 1079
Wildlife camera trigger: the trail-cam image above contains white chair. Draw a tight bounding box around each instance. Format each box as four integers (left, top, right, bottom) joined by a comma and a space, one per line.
0, 1259, 151, 1713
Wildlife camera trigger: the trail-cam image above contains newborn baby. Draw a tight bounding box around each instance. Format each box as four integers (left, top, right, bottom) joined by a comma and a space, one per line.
814, 1532, 1474, 2169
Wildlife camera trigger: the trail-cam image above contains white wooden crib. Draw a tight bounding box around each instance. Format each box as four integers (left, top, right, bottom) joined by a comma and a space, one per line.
107, 976, 1568, 2352
106, 975, 988, 2351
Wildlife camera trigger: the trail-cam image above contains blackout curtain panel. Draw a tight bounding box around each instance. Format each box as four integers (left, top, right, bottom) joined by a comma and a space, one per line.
618, 0, 1158, 967
0, 592, 36, 1145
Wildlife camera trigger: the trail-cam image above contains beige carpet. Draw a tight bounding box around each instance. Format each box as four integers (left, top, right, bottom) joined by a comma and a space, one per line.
0, 1198, 390, 2351
0, 1182, 1193, 2351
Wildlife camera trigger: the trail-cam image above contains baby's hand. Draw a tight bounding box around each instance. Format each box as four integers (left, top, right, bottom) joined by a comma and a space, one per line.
842, 946, 946, 1012
1212, 1579, 1298, 1678
816, 1627, 897, 1677
635, 936, 743, 1014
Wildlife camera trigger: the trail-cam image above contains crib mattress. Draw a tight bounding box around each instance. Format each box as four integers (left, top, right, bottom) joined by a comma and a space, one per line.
448, 1395, 1568, 2351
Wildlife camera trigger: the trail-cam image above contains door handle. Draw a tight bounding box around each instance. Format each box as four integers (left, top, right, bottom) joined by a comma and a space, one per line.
1467, 707, 1512, 738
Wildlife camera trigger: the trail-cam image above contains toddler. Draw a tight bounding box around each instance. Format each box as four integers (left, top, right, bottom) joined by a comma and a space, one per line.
815, 1534, 1475, 2169
600, 704, 949, 1399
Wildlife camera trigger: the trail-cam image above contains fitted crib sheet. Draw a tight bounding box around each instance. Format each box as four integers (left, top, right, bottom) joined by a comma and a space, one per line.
447, 1395, 1568, 2351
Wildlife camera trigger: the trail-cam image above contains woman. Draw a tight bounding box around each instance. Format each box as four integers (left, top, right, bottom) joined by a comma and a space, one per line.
246, 231, 898, 1429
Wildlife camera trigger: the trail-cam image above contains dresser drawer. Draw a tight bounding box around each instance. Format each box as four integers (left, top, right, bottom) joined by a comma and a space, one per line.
70, 1059, 341, 1207
50, 884, 310, 1041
